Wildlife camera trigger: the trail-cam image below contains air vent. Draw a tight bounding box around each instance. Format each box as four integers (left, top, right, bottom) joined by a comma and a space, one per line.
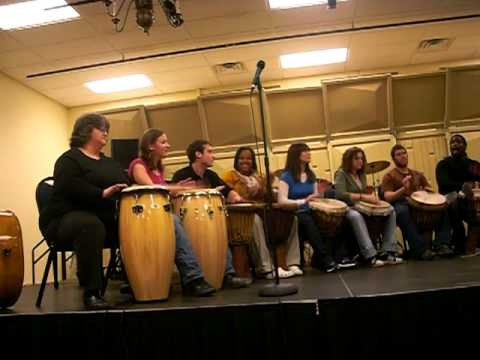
214, 62, 246, 75
417, 38, 453, 52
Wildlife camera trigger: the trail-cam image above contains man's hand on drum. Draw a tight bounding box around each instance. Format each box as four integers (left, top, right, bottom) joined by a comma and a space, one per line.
361, 193, 379, 204
102, 183, 128, 198
176, 177, 196, 188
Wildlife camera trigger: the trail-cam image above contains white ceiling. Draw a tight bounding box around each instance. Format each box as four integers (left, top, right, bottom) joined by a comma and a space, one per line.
1, 0, 480, 107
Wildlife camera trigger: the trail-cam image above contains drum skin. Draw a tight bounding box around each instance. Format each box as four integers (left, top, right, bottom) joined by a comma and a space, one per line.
172, 189, 227, 289
310, 199, 348, 238
0, 210, 24, 308
354, 200, 393, 242
407, 191, 447, 232
119, 187, 175, 301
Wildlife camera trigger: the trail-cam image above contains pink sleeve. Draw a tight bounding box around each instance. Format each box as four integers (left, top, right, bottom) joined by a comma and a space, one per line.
127, 158, 145, 182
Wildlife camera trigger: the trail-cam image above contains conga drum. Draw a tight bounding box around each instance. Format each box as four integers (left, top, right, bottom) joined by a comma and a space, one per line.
407, 191, 447, 249
226, 203, 264, 277
172, 189, 228, 289
0, 210, 24, 308
465, 188, 480, 255
354, 200, 394, 247
119, 186, 175, 301
310, 199, 348, 238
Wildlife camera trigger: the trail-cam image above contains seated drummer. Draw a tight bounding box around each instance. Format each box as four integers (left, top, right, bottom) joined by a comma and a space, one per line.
436, 134, 480, 255
130, 132, 250, 291
382, 144, 452, 259
40, 113, 129, 310
278, 143, 356, 273
221, 146, 302, 279
334, 147, 403, 267
171, 139, 252, 288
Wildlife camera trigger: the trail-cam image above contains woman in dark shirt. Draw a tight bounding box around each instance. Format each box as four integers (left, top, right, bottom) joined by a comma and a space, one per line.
40, 113, 128, 310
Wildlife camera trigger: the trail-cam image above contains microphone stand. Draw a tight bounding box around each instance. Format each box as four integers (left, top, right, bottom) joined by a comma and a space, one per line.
253, 76, 298, 297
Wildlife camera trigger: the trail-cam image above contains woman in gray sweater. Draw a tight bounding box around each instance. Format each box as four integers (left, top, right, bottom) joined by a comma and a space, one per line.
334, 147, 403, 267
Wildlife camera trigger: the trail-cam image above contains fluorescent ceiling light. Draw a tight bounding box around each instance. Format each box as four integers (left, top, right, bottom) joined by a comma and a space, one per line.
280, 48, 348, 69
268, 0, 347, 10
85, 75, 153, 94
0, 0, 80, 30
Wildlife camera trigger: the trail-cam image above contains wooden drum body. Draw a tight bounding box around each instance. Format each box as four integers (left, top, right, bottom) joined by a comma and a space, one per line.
354, 200, 393, 245
172, 189, 227, 289
310, 199, 348, 238
226, 203, 264, 277
0, 210, 24, 308
466, 190, 480, 225
465, 189, 480, 255
407, 191, 447, 232
119, 186, 175, 301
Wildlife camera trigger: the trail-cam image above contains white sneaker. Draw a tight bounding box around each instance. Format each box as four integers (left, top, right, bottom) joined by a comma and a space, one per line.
277, 267, 295, 279
288, 265, 304, 276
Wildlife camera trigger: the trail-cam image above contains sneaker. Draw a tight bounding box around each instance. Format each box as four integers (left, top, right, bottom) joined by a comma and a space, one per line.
278, 267, 295, 278
288, 265, 304, 276
368, 257, 385, 268
381, 254, 404, 265
436, 245, 454, 258
324, 261, 338, 273
337, 257, 358, 269
419, 249, 436, 261
222, 274, 252, 289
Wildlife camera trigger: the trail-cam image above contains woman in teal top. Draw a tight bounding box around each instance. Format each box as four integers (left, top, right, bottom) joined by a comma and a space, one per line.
335, 147, 403, 267
278, 143, 356, 272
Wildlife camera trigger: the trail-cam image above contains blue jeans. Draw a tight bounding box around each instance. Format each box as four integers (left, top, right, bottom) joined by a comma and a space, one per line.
394, 200, 427, 256
174, 215, 234, 286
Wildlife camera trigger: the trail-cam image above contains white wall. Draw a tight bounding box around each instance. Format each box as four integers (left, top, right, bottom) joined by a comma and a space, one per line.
0, 72, 68, 285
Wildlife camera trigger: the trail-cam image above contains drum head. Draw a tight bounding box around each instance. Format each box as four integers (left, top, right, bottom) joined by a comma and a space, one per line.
172, 188, 222, 198
227, 203, 265, 211
473, 189, 480, 199
410, 191, 446, 206
121, 185, 170, 194
355, 200, 393, 216
310, 199, 348, 214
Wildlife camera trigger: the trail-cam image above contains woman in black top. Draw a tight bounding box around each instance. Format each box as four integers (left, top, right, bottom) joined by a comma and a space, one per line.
40, 113, 128, 309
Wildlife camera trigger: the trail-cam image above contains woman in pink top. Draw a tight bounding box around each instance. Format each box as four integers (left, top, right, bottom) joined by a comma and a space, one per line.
128, 129, 251, 294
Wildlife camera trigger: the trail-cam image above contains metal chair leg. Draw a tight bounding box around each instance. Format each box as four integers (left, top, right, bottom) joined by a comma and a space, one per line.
53, 252, 59, 289
36, 250, 54, 307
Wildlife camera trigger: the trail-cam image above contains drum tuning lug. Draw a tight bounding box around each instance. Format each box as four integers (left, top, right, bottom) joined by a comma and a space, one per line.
132, 205, 144, 215
163, 204, 171, 212
207, 206, 214, 219
3, 248, 11, 256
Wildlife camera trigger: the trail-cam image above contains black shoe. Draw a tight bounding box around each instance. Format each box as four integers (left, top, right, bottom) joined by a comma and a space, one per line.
119, 283, 132, 295
182, 278, 216, 297
323, 261, 338, 273
222, 274, 251, 289
337, 257, 358, 269
418, 249, 436, 260
83, 293, 112, 310
437, 245, 454, 258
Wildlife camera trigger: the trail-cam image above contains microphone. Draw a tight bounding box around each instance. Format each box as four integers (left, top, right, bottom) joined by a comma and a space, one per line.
251, 60, 266, 89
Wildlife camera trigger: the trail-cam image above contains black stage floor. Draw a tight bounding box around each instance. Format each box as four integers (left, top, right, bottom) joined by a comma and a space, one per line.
2, 257, 480, 360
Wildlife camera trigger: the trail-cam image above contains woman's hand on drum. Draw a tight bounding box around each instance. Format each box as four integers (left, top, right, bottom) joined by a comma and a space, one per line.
227, 190, 244, 204
361, 193, 379, 204
305, 194, 321, 203
102, 183, 128, 198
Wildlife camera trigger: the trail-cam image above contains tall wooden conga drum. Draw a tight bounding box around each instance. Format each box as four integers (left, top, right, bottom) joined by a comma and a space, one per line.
354, 200, 393, 248
119, 186, 175, 301
172, 189, 228, 289
0, 210, 24, 308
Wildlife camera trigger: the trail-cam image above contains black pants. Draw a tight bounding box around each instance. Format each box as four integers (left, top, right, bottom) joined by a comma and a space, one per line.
297, 211, 335, 265
47, 211, 112, 292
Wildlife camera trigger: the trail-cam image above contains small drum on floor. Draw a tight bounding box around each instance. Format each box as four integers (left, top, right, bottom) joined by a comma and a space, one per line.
172, 189, 228, 289
226, 203, 264, 277
310, 199, 348, 238
407, 191, 447, 249
119, 186, 175, 301
0, 210, 24, 308
354, 200, 393, 246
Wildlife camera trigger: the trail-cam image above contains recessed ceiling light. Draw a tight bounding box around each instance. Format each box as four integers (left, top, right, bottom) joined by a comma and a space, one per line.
268, 0, 347, 10
85, 75, 153, 94
280, 48, 348, 68
0, 0, 80, 30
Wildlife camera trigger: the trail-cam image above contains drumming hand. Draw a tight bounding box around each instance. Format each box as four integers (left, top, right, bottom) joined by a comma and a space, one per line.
227, 190, 243, 204
102, 184, 128, 198
402, 175, 412, 191
362, 193, 379, 204
176, 178, 196, 188
305, 194, 319, 203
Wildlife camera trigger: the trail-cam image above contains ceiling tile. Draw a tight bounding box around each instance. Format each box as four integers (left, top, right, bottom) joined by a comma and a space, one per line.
0, 49, 44, 69
32, 38, 117, 60
0, 32, 23, 53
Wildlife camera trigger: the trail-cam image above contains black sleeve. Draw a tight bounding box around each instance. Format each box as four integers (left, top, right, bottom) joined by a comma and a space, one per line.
208, 171, 232, 198
436, 160, 461, 194
54, 155, 103, 203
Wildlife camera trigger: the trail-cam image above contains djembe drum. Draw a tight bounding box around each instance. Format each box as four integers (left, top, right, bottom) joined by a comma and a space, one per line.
119, 185, 175, 301
172, 189, 228, 289
310, 199, 348, 238
407, 190, 447, 249
226, 203, 265, 277
354, 200, 394, 247
0, 210, 24, 308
